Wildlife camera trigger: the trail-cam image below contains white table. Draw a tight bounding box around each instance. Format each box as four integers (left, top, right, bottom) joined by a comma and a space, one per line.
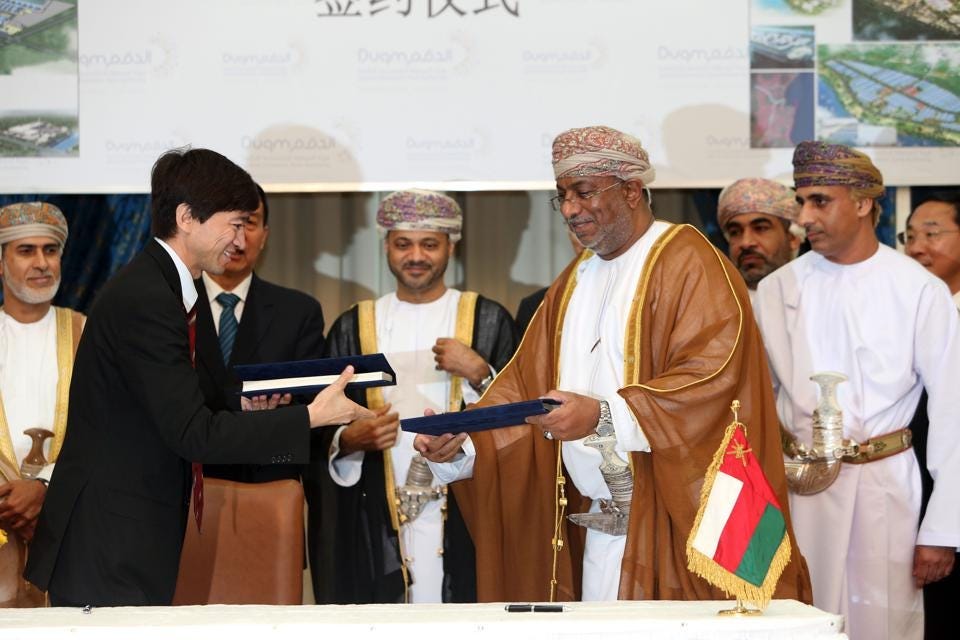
0, 600, 845, 640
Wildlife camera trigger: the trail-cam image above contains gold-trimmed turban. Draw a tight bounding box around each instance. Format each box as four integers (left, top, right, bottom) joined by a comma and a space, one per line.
376, 189, 462, 242
717, 178, 800, 229
792, 141, 883, 199
552, 125, 656, 185
0, 201, 68, 248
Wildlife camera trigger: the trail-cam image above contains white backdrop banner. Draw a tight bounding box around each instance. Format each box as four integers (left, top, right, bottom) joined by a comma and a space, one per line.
0, 0, 957, 192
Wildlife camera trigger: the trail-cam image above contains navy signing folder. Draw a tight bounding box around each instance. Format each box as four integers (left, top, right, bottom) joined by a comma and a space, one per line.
234, 353, 396, 398
400, 398, 561, 436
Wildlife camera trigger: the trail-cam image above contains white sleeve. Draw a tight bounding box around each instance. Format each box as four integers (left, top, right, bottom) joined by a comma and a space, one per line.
753, 279, 782, 397
461, 363, 496, 405
38, 462, 54, 483
328, 425, 365, 488
426, 435, 476, 484
915, 281, 960, 549
609, 395, 650, 452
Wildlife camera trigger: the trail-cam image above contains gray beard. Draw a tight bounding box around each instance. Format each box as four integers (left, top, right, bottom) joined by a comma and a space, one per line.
3, 272, 59, 305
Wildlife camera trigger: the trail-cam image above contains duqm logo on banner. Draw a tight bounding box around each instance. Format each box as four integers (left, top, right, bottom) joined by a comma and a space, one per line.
103, 135, 188, 164
79, 36, 179, 82
404, 128, 489, 166
656, 44, 747, 78
521, 40, 606, 75
242, 126, 360, 182
221, 43, 306, 78
355, 34, 472, 84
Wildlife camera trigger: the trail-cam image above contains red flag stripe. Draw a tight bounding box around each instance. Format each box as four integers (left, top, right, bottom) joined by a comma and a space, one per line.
718, 427, 781, 509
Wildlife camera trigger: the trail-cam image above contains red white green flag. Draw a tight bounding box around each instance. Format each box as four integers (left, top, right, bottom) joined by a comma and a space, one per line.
686, 409, 791, 608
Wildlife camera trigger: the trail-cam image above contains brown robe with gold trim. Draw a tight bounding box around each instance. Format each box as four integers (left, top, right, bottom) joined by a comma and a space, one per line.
452, 224, 812, 603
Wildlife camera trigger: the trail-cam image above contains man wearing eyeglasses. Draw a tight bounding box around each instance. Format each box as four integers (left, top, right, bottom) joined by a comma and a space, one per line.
416, 125, 812, 605
754, 142, 960, 640
904, 195, 960, 309
716, 178, 804, 304
902, 193, 960, 640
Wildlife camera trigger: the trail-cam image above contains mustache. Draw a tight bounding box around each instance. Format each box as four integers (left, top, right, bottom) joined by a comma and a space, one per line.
566, 214, 595, 229
402, 261, 433, 270
736, 248, 768, 266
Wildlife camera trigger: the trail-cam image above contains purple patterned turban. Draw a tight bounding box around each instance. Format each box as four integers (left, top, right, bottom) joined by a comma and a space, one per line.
0, 201, 68, 248
792, 141, 883, 199
717, 178, 800, 229
552, 125, 656, 184
376, 189, 462, 242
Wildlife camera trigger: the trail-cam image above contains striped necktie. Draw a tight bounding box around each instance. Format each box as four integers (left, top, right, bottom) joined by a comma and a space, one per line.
216, 292, 241, 365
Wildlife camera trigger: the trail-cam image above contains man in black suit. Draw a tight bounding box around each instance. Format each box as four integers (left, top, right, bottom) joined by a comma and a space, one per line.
515, 230, 583, 336
198, 185, 326, 483
24, 148, 370, 607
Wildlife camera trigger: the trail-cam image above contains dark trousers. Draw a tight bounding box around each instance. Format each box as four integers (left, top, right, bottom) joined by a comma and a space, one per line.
924, 562, 959, 640
909, 390, 960, 640
49, 592, 88, 608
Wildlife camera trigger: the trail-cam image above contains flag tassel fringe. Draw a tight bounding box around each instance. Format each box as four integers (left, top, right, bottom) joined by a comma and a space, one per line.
685, 419, 791, 609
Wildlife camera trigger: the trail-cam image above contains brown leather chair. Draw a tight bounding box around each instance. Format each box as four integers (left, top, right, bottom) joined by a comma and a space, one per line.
173, 478, 304, 605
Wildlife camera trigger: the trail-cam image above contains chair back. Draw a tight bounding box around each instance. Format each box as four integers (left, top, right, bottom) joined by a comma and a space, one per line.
173, 478, 304, 605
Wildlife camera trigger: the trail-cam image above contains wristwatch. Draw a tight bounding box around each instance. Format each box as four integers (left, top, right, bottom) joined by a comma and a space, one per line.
471, 372, 494, 394
595, 399, 614, 437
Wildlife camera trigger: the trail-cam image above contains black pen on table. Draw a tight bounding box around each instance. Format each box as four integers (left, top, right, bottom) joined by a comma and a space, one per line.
504, 603, 565, 613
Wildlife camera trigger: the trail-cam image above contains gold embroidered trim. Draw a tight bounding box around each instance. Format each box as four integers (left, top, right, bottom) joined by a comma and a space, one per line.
553, 250, 592, 389
548, 249, 592, 601
685, 413, 791, 609
623, 225, 744, 394
357, 299, 409, 600
449, 291, 478, 412
623, 224, 682, 384
49, 307, 74, 462
0, 306, 75, 472
0, 393, 16, 476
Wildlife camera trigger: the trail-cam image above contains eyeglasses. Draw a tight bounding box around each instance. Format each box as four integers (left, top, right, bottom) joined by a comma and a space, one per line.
549, 181, 623, 212
897, 228, 960, 245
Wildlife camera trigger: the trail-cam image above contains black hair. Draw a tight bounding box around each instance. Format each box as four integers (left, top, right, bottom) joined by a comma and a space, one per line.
255, 183, 269, 226
150, 148, 259, 239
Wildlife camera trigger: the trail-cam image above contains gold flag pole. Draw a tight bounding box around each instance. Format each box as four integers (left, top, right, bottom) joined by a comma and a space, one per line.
719, 597, 762, 617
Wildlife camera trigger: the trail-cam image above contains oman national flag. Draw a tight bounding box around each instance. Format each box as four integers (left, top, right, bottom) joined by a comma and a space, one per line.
686, 417, 791, 609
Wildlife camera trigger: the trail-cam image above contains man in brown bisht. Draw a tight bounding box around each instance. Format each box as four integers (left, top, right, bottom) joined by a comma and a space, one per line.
416, 125, 812, 603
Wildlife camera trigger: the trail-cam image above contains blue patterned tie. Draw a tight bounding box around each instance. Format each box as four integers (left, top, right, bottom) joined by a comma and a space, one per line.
216, 292, 241, 365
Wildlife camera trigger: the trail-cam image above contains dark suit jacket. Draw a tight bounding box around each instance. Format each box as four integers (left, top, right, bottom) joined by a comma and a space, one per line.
515, 287, 547, 337
24, 240, 310, 606
198, 273, 325, 483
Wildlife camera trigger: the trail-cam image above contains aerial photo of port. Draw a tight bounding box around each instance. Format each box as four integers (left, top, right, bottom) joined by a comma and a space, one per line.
752, 72, 815, 147
817, 43, 960, 147
853, 0, 960, 41
751, 25, 815, 69
752, 0, 843, 17
0, 0, 78, 157
0, 112, 78, 156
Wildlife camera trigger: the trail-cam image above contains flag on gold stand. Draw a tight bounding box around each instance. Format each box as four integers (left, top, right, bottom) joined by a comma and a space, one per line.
686, 401, 791, 609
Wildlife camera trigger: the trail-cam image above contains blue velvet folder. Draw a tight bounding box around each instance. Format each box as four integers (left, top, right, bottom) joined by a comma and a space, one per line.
400, 399, 561, 436
234, 353, 396, 398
